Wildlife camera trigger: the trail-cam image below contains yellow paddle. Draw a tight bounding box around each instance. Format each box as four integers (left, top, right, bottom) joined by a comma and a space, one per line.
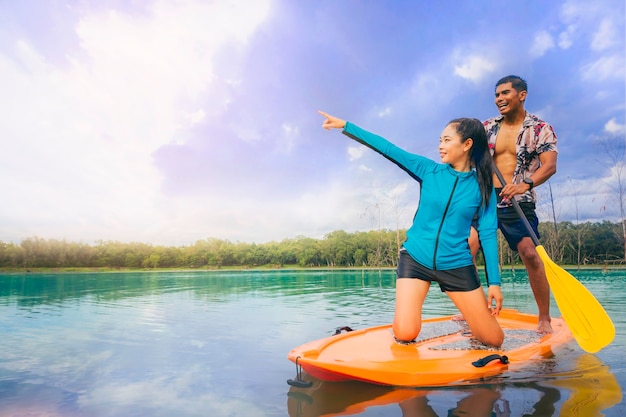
492, 165, 615, 353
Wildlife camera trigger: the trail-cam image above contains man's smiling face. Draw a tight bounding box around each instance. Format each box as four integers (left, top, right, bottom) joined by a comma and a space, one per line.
494, 82, 527, 116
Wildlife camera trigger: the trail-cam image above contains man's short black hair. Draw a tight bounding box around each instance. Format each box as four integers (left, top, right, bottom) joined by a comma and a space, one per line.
496, 75, 527, 93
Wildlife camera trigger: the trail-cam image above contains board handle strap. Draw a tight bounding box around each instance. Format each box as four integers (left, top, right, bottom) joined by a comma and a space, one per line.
472, 354, 509, 367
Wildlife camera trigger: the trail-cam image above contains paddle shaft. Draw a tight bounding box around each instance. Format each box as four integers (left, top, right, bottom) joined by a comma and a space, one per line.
491, 165, 541, 246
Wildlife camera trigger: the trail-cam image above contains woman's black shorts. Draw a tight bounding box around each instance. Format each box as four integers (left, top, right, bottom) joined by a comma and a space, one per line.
396, 249, 480, 292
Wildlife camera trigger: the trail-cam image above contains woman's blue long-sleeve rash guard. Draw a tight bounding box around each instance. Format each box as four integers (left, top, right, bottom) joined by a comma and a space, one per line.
343, 122, 501, 286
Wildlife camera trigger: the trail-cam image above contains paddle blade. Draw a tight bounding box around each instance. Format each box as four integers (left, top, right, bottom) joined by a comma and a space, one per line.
536, 245, 615, 353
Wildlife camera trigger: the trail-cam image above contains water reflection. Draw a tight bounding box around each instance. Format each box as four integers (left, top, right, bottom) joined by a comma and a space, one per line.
547, 354, 623, 416
287, 377, 533, 417
287, 354, 622, 417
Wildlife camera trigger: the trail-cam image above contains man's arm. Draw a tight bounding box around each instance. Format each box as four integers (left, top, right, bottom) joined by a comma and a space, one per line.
529, 150, 557, 187
499, 151, 557, 200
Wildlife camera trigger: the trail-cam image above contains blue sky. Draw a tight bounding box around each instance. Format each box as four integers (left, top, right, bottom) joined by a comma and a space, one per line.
0, 0, 624, 246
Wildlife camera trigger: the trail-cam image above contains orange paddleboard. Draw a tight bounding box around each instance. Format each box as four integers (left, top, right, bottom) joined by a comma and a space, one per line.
287, 308, 573, 387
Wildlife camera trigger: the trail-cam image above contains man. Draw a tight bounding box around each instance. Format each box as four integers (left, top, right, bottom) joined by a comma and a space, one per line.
470, 75, 557, 333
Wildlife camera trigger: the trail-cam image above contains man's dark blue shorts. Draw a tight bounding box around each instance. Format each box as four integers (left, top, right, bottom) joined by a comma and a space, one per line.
498, 202, 540, 251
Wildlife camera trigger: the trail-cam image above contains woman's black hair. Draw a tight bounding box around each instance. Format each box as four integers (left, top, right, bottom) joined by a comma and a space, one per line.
448, 118, 493, 207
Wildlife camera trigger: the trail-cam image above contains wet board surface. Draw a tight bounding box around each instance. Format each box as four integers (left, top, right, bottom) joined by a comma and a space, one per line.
287, 308, 573, 387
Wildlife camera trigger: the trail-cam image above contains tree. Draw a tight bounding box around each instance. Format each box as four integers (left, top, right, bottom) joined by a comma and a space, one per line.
565, 178, 591, 269
144, 254, 160, 269
596, 135, 626, 259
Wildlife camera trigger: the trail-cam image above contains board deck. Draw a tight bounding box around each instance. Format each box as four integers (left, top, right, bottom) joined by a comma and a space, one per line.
287, 308, 573, 387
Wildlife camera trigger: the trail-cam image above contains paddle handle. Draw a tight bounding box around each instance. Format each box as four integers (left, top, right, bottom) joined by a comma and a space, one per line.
491, 163, 541, 246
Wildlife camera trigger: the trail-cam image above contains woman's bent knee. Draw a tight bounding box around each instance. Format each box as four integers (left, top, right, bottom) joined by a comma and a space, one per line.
478, 328, 504, 347
392, 322, 419, 342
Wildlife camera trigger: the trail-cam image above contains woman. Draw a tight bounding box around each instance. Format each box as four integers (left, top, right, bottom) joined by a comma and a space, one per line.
318, 110, 504, 347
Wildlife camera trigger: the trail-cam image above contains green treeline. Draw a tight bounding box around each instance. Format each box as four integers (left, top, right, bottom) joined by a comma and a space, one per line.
0, 220, 623, 270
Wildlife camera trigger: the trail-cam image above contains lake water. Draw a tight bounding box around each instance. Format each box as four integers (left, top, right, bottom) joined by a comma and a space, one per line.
0, 269, 624, 416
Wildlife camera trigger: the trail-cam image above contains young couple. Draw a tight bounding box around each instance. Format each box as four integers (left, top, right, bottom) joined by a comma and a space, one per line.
318, 75, 557, 346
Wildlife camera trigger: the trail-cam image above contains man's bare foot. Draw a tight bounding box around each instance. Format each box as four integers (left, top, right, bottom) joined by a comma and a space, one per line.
537, 317, 553, 334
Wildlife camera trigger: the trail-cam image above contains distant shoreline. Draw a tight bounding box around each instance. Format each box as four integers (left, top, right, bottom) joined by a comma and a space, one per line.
0, 264, 624, 274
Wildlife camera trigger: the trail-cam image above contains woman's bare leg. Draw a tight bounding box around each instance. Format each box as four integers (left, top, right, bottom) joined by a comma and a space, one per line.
447, 288, 504, 347
392, 278, 431, 342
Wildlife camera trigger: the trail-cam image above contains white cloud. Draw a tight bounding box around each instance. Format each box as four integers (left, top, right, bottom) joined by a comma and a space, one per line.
185, 110, 206, 126
581, 54, 626, 81
558, 0, 626, 53
348, 145, 366, 161
410, 73, 440, 97
149, 176, 396, 243
79, 370, 266, 416
532, 104, 556, 124
453, 55, 494, 83
14, 38, 48, 71
558, 25, 576, 49
400, 72, 449, 116
0, 0, 272, 244
591, 18, 619, 51
285, 180, 376, 237
389, 182, 408, 197
71, 1, 271, 148
605, 118, 626, 135
377, 107, 392, 118
529, 30, 556, 58
278, 122, 300, 152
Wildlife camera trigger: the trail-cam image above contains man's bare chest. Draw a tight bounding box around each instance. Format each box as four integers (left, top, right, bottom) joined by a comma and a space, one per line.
494, 125, 520, 157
